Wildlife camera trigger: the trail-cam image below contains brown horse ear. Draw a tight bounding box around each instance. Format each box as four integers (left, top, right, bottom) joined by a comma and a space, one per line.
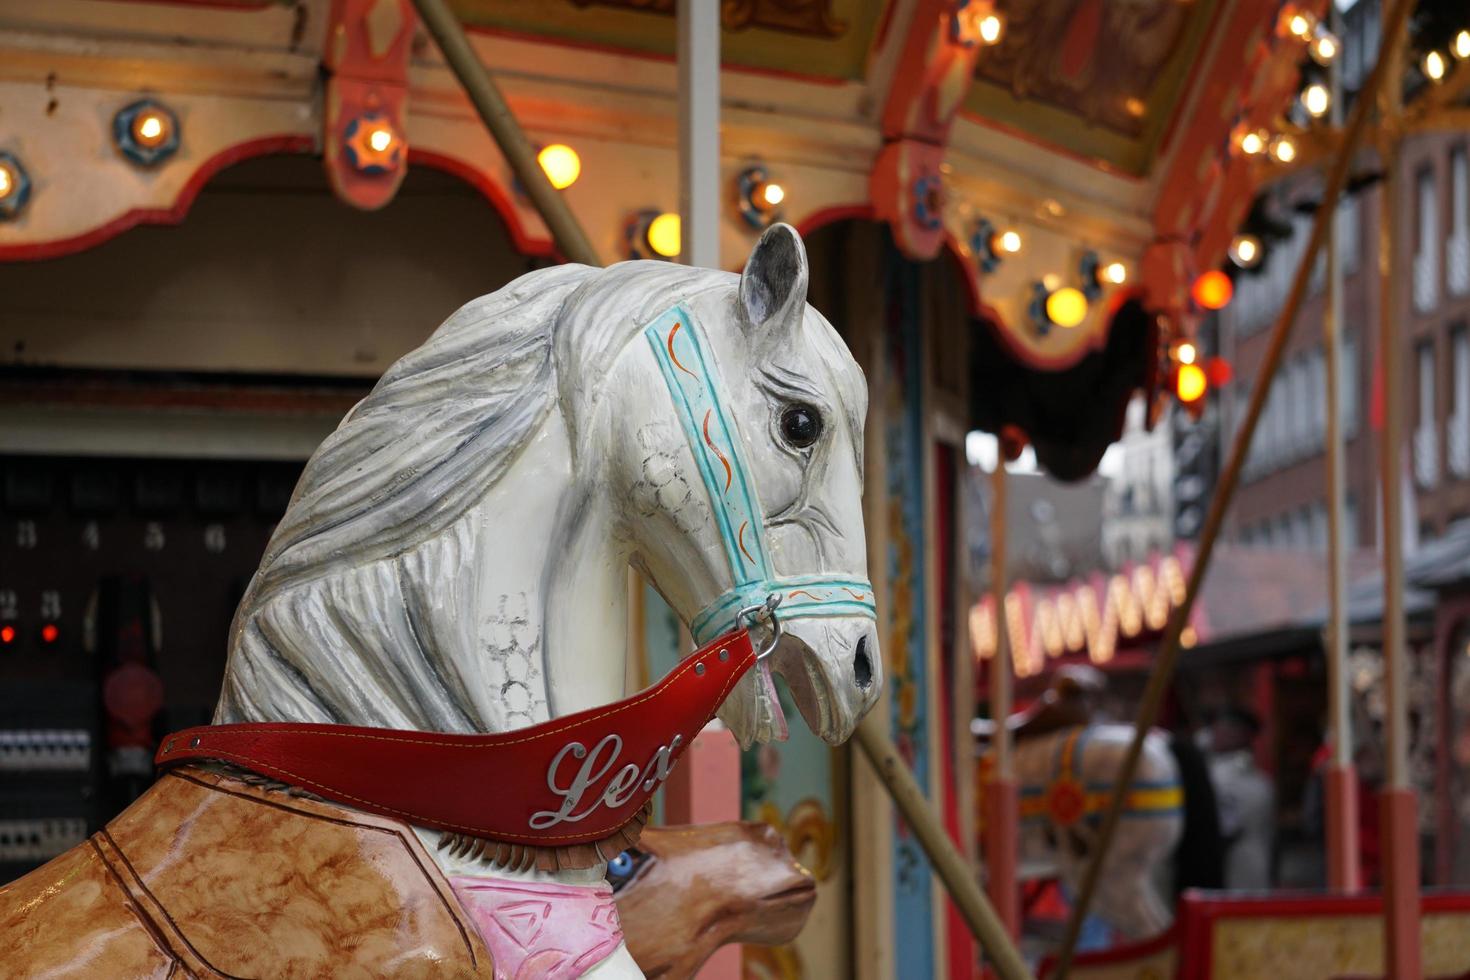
738, 223, 808, 332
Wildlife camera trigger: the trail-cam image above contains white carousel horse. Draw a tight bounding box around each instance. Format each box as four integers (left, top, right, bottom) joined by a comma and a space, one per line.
207, 223, 880, 977
1012, 725, 1190, 939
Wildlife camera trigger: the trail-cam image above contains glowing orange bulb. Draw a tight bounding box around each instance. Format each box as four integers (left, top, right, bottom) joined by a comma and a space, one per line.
761, 182, 785, 207
1192, 270, 1234, 310
0, 624, 14, 644
1176, 363, 1208, 403
368, 127, 394, 153
40, 623, 58, 644
0, 165, 11, 198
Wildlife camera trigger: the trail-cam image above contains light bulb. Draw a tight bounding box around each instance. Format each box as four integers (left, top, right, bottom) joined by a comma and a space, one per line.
368, 127, 394, 153
1229, 234, 1263, 269
1301, 83, 1330, 118
646, 212, 681, 258
1045, 287, 1088, 328
1425, 50, 1448, 82
1102, 261, 1128, 285
537, 144, 581, 190
1455, 30, 1470, 60
1269, 134, 1297, 164
1240, 130, 1266, 156
996, 229, 1022, 254
761, 182, 785, 207
979, 13, 1003, 45
1309, 28, 1339, 65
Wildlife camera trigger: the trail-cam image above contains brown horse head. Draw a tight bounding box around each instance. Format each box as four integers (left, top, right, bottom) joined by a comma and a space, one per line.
614, 821, 816, 978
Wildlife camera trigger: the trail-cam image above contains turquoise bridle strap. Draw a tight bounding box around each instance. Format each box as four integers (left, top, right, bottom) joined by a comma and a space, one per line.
643, 305, 876, 646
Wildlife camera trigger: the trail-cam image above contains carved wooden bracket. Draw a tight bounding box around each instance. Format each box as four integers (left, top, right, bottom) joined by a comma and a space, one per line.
870, 0, 984, 261
323, 0, 417, 211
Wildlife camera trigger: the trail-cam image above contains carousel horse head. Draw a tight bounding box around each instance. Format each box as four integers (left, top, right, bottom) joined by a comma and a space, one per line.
613, 821, 816, 978
220, 223, 877, 750
589, 223, 881, 746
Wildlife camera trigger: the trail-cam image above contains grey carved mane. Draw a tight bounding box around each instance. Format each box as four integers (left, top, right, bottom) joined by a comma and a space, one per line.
216, 260, 725, 732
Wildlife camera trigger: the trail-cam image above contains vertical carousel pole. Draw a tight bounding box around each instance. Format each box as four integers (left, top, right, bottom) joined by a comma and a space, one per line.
678, 0, 720, 270
1375, 22, 1421, 976
986, 460, 1020, 936
1322, 2, 1361, 895
664, 10, 741, 979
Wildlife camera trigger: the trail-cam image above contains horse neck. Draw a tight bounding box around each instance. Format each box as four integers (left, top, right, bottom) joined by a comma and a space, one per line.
462, 409, 631, 730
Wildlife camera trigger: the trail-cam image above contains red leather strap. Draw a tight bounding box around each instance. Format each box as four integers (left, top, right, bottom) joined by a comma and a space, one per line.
156, 630, 756, 846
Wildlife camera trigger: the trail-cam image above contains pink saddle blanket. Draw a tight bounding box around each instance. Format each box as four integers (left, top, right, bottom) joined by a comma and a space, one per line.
450, 876, 625, 980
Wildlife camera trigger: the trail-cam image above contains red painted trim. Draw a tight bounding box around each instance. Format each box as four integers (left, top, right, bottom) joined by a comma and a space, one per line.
1381, 788, 1423, 980
1148, 0, 1232, 165
461, 23, 849, 87
1325, 764, 1363, 893
0, 138, 558, 265
1036, 920, 1179, 977
793, 203, 876, 239
405, 148, 557, 261
0, 135, 313, 263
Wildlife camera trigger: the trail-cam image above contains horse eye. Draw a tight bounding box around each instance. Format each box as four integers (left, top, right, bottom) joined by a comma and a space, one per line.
779, 404, 823, 449
606, 848, 647, 892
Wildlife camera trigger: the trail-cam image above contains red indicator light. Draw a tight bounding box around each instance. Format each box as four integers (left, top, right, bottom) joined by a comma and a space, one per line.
40, 623, 59, 644
0, 625, 14, 644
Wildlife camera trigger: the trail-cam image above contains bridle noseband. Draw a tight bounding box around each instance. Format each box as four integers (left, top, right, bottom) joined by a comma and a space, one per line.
643, 305, 876, 652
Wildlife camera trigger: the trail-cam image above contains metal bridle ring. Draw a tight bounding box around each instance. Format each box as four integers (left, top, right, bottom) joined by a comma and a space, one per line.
738, 593, 784, 662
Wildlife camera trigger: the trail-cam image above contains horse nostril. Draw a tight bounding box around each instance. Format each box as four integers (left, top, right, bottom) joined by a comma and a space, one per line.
854, 635, 873, 690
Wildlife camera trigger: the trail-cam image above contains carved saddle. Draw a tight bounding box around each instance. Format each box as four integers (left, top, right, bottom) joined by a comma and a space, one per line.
0, 767, 497, 979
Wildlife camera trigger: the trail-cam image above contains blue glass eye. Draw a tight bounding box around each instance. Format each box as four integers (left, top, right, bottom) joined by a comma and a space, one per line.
606, 848, 647, 892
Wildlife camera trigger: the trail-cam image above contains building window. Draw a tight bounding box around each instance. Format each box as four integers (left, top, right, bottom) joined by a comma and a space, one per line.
1338, 195, 1362, 277
1415, 340, 1439, 488
1451, 324, 1470, 478
1415, 165, 1440, 314
1451, 148, 1469, 297
1340, 332, 1360, 438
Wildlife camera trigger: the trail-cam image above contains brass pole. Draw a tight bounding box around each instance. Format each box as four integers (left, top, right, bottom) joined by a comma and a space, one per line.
411, 0, 601, 267
855, 714, 1035, 980
1051, 1, 1416, 974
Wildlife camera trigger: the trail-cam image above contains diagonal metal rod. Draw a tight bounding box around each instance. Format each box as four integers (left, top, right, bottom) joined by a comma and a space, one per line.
412, 0, 601, 267
856, 715, 1035, 980
1050, 0, 1416, 974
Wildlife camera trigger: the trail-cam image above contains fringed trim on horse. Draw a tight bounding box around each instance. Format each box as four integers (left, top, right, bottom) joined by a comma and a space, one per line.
437, 802, 654, 873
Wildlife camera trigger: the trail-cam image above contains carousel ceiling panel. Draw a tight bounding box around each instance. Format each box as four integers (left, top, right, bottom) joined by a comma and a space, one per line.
446, 0, 890, 81
961, 0, 1221, 176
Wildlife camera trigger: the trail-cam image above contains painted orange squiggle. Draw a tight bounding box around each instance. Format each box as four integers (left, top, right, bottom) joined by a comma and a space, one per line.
787, 590, 825, 602
667, 322, 698, 379
738, 521, 756, 565
843, 589, 870, 601
702, 410, 733, 492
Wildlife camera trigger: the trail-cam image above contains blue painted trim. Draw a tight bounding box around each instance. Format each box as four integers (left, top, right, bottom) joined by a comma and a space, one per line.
644, 306, 876, 644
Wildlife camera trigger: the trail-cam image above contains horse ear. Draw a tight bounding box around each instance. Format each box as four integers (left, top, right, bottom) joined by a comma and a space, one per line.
738, 223, 808, 332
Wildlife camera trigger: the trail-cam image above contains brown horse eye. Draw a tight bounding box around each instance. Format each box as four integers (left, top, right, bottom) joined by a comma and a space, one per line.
779, 404, 822, 449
